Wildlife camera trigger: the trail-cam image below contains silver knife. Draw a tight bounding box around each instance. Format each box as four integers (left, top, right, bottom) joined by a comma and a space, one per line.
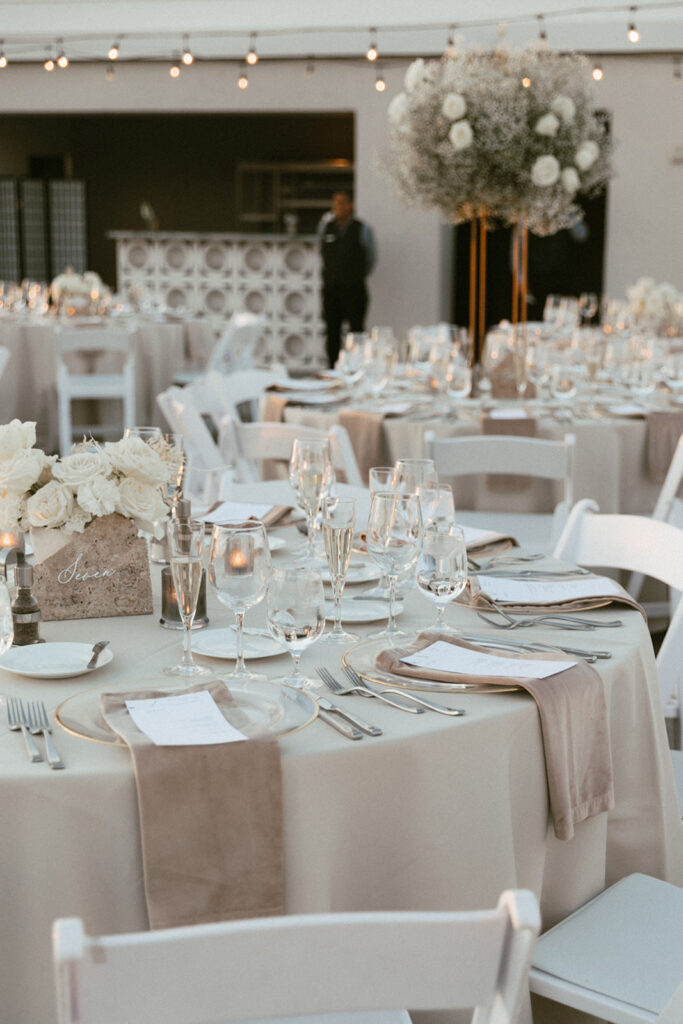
317, 707, 363, 740
317, 697, 382, 736
87, 640, 110, 670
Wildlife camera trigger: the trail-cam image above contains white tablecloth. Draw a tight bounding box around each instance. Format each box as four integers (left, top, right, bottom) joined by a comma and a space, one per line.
0, 314, 214, 451
0, 527, 681, 1024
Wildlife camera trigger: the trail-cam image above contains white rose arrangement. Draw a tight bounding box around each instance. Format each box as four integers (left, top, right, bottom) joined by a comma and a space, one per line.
0, 422, 176, 539
385, 41, 612, 236
50, 268, 104, 310
626, 278, 683, 335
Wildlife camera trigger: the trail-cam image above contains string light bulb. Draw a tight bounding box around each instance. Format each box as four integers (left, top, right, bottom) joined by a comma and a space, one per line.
44, 54, 55, 71
169, 61, 180, 78
56, 40, 68, 69
107, 40, 119, 60
521, 76, 531, 89
246, 33, 258, 65
375, 71, 386, 92
627, 7, 640, 43
181, 35, 193, 65
592, 62, 604, 81
0, 42, 7, 69
537, 14, 547, 42
237, 67, 249, 89
366, 28, 378, 62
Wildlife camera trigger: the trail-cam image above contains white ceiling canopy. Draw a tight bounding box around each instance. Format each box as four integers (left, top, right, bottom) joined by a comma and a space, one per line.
1, 0, 682, 64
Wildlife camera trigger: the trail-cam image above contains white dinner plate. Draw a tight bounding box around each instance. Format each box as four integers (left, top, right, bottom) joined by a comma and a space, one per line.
322, 561, 381, 585
324, 599, 404, 623
192, 627, 284, 661
0, 642, 114, 679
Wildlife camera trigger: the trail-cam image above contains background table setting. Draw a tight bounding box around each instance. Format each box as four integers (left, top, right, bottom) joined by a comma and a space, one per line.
0, 441, 682, 1024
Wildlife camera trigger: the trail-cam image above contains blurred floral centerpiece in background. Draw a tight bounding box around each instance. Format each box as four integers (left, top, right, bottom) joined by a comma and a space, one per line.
626, 277, 683, 337
386, 41, 612, 236
50, 267, 107, 315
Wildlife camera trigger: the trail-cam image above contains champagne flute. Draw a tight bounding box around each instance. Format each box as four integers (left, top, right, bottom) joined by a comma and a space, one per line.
266, 566, 325, 691
165, 519, 212, 677
321, 496, 359, 645
366, 491, 423, 639
362, 466, 397, 600
289, 438, 334, 561
209, 521, 271, 681
416, 524, 468, 632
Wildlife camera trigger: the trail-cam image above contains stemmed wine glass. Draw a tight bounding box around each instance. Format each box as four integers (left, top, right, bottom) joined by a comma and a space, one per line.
289, 438, 334, 561
416, 524, 468, 632
320, 496, 359, 645
362, 466, 396, 600
445, 356, 472, 418
209, 521, 271, 681
165, 519, 212, 677
393, 458, 439, 495
549, 363, 578, 421
416, 483, 456, 530
266, 566, 326, 691
366, 491, 423, 639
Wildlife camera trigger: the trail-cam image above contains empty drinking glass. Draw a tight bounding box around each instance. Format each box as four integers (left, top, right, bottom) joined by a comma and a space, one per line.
366, 491, 422, 639
416, 524, 468, 632
266, 566, 326, 691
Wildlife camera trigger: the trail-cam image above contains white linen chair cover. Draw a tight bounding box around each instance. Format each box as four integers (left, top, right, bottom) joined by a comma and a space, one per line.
219, 414, 364, 488
53, 891, 540, 1024
553, 498, 683, 814
207, 312, 267, 374
55, 327, 136, 455
529, 873, 683, 1023
424, 432, 576, 552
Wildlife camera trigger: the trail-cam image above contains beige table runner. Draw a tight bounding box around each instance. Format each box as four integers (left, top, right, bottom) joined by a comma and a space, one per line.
101, 679, 284, 930
377, 632, 614, 841
647, 410, 683, 482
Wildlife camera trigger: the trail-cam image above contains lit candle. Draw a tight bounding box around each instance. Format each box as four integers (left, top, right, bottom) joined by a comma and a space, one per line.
0, 530, 24, 552
227, 535, 254, 575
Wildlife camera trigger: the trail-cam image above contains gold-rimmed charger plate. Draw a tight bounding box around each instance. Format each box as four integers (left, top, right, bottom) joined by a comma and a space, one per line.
342, 637, 523, 695
56, 677, 318, 746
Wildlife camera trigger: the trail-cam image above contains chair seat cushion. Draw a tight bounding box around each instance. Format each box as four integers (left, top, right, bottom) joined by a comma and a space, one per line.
532, 873, 683, 1015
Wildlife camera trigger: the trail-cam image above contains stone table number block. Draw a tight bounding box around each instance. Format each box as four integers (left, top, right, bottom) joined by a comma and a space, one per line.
30, 514, 154, 621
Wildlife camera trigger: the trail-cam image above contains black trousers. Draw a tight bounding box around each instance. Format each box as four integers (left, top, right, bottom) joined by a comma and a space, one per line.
322, 282, 368, 367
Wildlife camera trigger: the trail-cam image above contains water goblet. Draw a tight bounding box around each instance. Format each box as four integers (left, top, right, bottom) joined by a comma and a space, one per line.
164, 519, 212, 677
266, 565, 325, 691
416, 483, 456, 530
320, 496, 359, 645
360, 467, 397, 600
209, 521, 271, 681
184, 460, 233, 516
416, 523, 468, 633
123, 426, 163, 443
445, 357, 472, 418
366, 491, 423, 639
549, 364, 578, 421
289, 438, 334, 561
393, 457, 438, 495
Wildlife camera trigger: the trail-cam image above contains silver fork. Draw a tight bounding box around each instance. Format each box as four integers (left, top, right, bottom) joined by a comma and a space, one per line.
317, 665, 423, 714
477, 606, 623, 631
27, 700, 64, 769
342, 665, 466, 717
7, 697, 43, 763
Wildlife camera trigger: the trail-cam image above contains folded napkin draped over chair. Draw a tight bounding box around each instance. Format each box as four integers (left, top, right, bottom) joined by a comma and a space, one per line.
101, 680, 284, 930
377, 632, 615, 841
337, 409, 390, 483
647, 410, 683, 482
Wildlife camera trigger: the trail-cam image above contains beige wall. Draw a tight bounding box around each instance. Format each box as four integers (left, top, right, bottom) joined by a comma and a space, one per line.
0, 55, 680, 334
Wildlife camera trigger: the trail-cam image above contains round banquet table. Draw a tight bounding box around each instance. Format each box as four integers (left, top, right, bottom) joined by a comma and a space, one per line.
0, 313, 214, 451
0, 530, 681, 1024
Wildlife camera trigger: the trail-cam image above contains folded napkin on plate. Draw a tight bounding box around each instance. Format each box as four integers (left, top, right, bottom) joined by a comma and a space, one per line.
470, 574, 647, 618
461, 524, 518, 559
647, 410, 683, 482
377, 632, 614, 841
480, 412, 538, 492
338, 409, 389, 485
101, 680, 284, 930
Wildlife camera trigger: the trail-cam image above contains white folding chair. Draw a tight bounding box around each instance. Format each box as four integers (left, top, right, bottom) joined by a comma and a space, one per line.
53, 891, 540, 1024
189, 367, 289, 428
207, 312, 267, 374
529, 873, 683, 1023
56, 327, 136, 455
425, 432, 576, 552
156, 385, 225, 471
553, 498, 683, 811
219, 414, 364, 487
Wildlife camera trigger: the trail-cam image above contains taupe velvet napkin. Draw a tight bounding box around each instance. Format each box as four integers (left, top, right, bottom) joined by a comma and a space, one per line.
377, 632, 614, 841
261, 392, 288, 422
480, 413, 538, 492
647, 411, 683, 482
101, 680, 284, 930
338, 408, 389, 485
469, 578, 648, 618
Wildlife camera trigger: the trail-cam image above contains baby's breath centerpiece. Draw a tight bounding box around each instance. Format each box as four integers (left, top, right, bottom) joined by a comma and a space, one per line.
387, 42, 612, 236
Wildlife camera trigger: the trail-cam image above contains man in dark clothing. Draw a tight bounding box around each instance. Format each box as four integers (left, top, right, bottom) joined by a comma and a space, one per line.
318, 190, 376, 367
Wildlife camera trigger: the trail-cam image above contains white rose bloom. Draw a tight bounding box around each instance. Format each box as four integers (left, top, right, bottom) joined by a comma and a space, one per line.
575, 140, 600, 171
561, 167, 580, 194
52, 449, 112, 487
0, 420, 36, 460
534, 112, 560, 137
448, 119, 473, 151
0, 448, 50, 492
551, 95, 576, 124
531, 154, 561, 187
77, 475, 120, 518
441, 92, 467, 120
388, 92, 410, 124
105, 437, 170, 486
25, 481, 74, 530
117, 477, 168, 536
62, 504, 91, 535
404, 58, 427, 93
0, 491, 26, 532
